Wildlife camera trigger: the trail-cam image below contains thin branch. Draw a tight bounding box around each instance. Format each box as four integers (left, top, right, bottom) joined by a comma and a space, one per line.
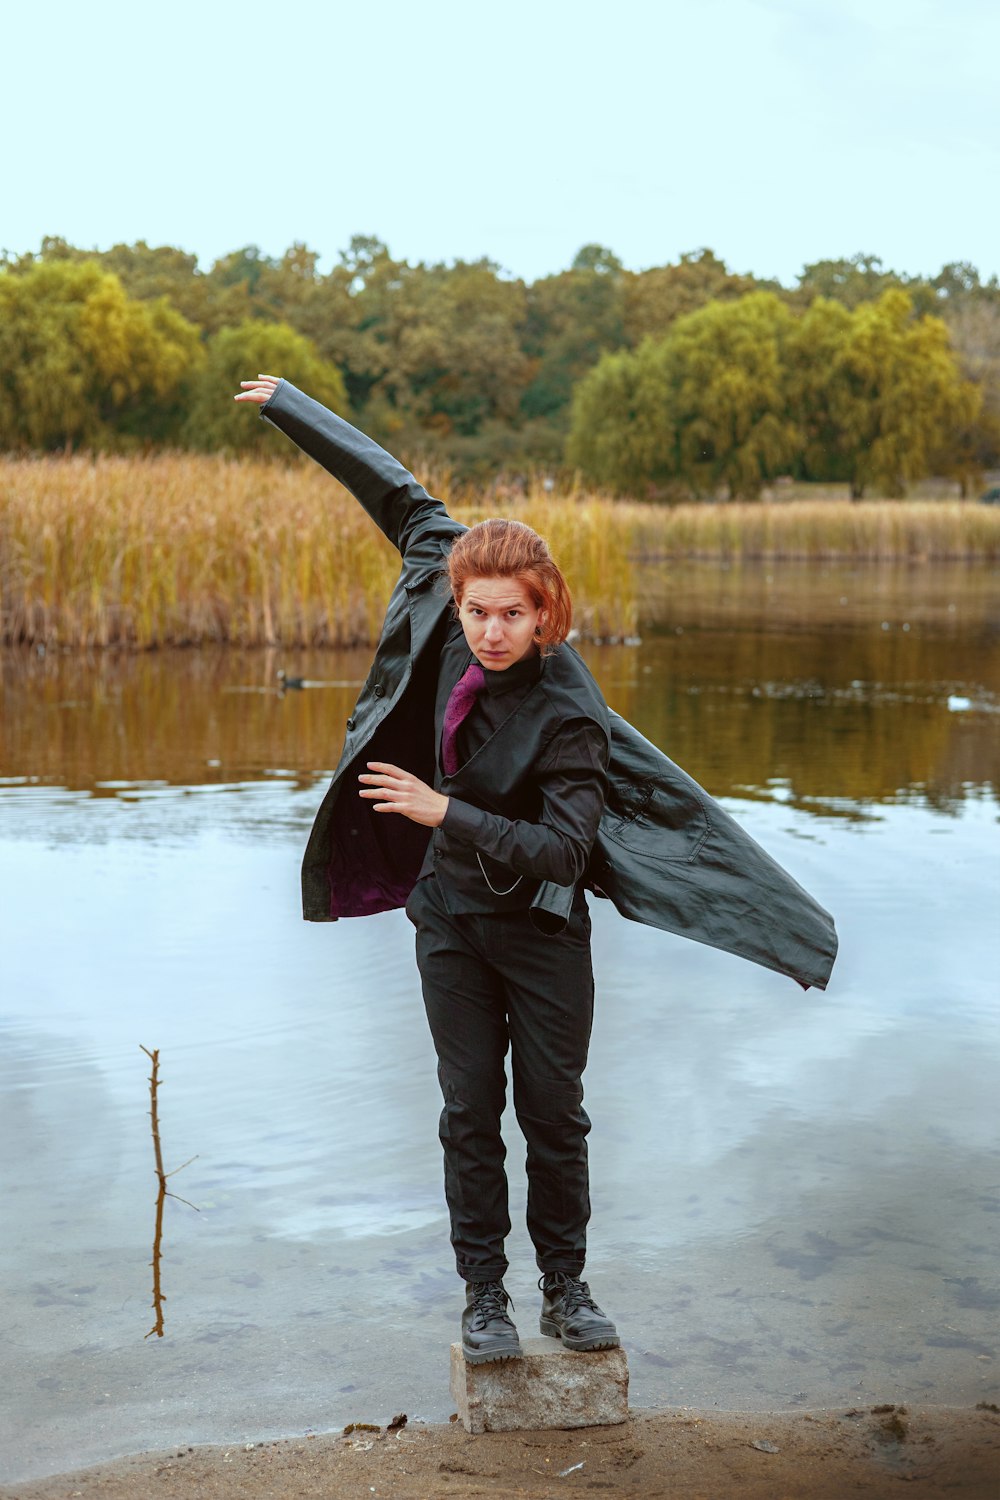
141, 1046, 199, 1339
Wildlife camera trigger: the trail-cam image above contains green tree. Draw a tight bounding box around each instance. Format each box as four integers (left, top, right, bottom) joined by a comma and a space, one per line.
784, 296, 856, 483
623, 248, 764, 346
792, 252, 939, 317
521, 246, 626, 423
185, 320, 347, 454
3, 236, 258, 333
95, 240, 242, 330
245, 242, 329, 338
568, 293, 799, 498
571, 244, 623, 275
934, 296, 1000, 489
209, 244, 275, 294
668, 293, 799, 497
791, 290, 980, 496
376, 259, 530, 437
0, 259, 202, 450
283, 241, 532, 454
795, 253, 904, 308
932, 261, 1000, 305
564, 340, 679, 495
309, 237, 413, 416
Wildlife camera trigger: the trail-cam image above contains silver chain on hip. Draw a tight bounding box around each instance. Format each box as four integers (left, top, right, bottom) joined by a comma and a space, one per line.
476, 852, 523, 896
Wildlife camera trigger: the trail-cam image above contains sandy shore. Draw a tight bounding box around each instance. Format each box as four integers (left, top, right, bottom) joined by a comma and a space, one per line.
3, 1405, 998, 1500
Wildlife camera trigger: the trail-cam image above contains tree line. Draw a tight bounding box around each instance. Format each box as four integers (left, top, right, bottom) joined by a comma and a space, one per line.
1, 236, 997, 497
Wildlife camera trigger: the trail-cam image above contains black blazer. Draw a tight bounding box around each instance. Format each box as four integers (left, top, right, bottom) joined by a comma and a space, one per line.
261, 382, 838, 991
425, 622, 611, 911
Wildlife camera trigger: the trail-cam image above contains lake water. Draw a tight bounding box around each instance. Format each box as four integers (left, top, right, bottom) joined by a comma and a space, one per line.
1, 561, 998, 1482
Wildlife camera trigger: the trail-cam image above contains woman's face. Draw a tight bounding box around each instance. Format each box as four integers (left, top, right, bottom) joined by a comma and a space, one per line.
456, 575, 546, 671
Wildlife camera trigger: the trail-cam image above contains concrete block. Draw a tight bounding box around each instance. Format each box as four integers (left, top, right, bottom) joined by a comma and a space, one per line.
450, 1336, 629, 1433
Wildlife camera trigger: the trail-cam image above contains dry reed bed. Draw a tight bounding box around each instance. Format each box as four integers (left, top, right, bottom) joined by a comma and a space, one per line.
1, 454, 997, 648
626, 496, 1000, 562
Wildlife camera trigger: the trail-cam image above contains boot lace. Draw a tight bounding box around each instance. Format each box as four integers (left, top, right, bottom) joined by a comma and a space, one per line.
539, 1271, 598, 1314
470, 1280, 515, 1328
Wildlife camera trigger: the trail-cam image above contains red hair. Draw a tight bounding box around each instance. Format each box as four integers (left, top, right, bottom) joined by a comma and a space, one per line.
447, 519, 573, 655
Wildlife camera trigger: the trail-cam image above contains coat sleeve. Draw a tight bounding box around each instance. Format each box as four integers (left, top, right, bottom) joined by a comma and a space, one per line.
259, 379, 462, 559
441, 719, 610, 887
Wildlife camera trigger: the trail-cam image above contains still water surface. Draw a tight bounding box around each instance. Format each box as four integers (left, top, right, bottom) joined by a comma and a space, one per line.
1, 562, 998, 1481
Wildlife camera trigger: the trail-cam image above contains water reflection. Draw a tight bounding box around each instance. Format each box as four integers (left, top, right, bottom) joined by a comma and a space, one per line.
140, 1047, 198, 1339
2, 563, 997, 820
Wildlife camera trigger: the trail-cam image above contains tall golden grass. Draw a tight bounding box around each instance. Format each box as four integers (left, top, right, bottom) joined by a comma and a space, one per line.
625, 495, 1000, 563
1, 453, 997, 648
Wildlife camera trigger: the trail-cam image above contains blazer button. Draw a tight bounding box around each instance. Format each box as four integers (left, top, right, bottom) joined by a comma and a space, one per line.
346, 717, 356, 731
374, 683, 385, 698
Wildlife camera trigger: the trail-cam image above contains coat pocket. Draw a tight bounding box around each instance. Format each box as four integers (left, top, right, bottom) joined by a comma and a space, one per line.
602, 777, 711, 863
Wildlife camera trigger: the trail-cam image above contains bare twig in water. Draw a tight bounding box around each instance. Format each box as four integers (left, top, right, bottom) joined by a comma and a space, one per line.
140, 1046, 199, 1338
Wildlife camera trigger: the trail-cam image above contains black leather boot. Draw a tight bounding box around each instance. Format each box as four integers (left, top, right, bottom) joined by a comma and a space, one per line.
539, 1271, 620, 1351
462, 1279, 523, 1364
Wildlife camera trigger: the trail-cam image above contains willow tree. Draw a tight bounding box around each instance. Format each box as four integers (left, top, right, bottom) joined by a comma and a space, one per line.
941, 296, 1000, 490
0, 259, 201, 450
788, 290, 981, 496
185, 320, 347, 455
568, 292, 799, 498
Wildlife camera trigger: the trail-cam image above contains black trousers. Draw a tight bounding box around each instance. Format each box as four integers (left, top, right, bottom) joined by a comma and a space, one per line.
407, 875, 594, 1282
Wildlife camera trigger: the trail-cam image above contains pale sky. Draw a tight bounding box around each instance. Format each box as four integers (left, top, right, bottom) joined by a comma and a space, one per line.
5, 0, 997, 286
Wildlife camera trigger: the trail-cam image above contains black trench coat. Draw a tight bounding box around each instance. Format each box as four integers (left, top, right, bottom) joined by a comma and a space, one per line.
261, 382, 838, 992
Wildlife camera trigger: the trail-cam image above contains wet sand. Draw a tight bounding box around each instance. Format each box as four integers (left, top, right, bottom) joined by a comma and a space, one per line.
4, 1405, 998, 1499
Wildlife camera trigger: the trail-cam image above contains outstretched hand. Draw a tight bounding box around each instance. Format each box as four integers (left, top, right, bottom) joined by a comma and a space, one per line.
234, 374, 281, 405
359, 763, 449, 828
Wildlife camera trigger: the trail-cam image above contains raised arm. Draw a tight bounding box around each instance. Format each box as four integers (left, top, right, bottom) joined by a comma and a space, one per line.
235, 375, 462, 559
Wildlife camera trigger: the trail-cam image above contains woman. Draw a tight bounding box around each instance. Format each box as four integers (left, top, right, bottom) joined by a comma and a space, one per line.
237, 374, 621, 1364
234, 375, 837, 1365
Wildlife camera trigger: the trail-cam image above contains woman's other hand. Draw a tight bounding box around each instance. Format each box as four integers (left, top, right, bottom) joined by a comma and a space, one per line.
234, 374, 281, 405
359, 763, 449, 828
